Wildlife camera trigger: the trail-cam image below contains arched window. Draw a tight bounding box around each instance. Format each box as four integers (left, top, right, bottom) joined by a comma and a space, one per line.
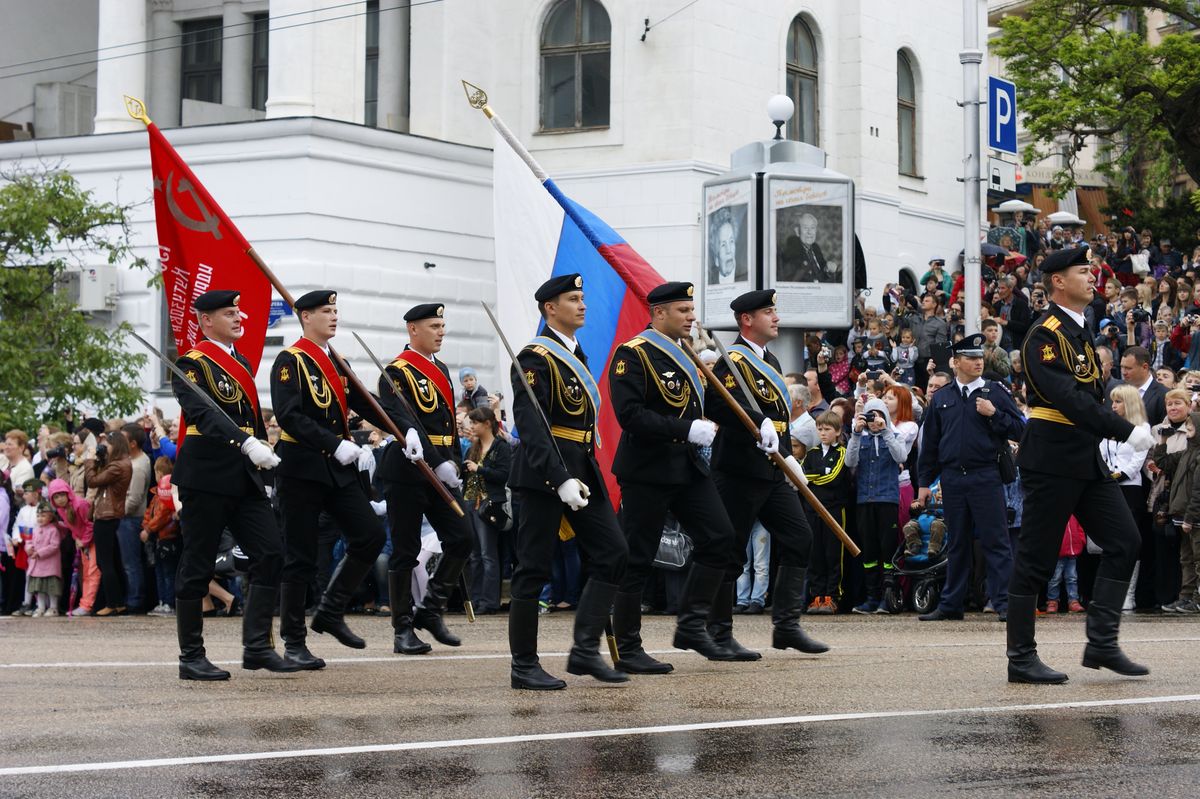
785, 17, 818, 145
898, 52, 918, 176
540, 0, 611, 131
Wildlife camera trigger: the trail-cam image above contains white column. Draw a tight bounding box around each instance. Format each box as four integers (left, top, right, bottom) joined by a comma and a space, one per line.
266, 0, 365, 122
222, 0, 253, 109
149, 0, 181, 127
377, 0, 409, 131
93, 0, 148, 133
960, 0, 984, 335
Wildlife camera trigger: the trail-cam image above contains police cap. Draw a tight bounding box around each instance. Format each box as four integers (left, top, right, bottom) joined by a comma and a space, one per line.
952, 333, 986, 358
647, 281, 695, 306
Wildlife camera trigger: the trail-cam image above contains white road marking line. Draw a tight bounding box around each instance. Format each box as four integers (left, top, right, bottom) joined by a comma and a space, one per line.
3, 636, 1198, 670
3, 693, 1199, 776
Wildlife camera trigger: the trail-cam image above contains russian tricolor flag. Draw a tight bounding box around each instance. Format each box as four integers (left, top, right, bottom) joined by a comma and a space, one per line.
494, 130, 664, 505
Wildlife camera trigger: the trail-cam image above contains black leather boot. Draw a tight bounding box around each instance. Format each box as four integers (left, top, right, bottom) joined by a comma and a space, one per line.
279, 582, 325, 670
177, 598, 230, 681
565, 580, 629, 683
509, 597, 566, 690
389, 569, 431, 655
612, 590, 673, 674
311, 555, 373, 649
708, 580, 761, 661
1081, 577, 1150, 676
413, 556, 465, 647
673, 563, 735, 661
1006, 593, 1068, 684
241, 585, 303, 672
771, 566, 829, 654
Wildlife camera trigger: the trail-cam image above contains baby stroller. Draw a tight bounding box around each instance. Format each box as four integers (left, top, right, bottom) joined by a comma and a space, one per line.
882, 479, 950, 614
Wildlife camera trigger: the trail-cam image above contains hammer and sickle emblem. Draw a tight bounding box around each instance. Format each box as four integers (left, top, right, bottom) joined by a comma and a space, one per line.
162, 171, 223, 240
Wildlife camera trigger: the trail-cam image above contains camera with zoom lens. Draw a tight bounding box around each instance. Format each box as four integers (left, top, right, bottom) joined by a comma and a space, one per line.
95, 443, 108, 463
1129, 307, 1151, 324
46, 446, 67, 460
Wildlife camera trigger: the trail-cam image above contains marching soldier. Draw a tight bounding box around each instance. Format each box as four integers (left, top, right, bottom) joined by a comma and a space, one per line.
1008, 247, 1154, 684
271, 290, 388, 668
608, 281, 738, 667
376, 303, 473, 655
508, 273, 629, 690
707, 289, 828, 657
171, 289, 298, 681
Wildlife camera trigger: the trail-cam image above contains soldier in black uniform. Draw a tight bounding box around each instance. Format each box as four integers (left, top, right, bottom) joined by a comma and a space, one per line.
271, 290, 389, 667
171, 290, 299, 681
707, 289, 828, 657
608, 281, 739, 666
376, 303, 473, 655
1008, 246, 1154, 683
508, 273, 629, 690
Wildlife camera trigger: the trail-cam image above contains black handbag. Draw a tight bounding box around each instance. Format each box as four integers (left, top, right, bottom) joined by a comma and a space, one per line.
996, 444, 1017, 483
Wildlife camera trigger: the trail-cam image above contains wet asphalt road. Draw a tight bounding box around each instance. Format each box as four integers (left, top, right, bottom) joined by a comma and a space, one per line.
2, 611, 1199, 797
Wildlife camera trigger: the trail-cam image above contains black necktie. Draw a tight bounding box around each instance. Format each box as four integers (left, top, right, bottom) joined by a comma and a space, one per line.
962, 386, 970, 401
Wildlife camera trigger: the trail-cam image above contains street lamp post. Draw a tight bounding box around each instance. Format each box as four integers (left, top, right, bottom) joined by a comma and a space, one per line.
961, 0, 984, 336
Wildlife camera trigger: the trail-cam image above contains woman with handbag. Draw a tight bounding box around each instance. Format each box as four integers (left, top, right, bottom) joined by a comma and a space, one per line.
463, 408, 512, 615
83, 430, 133, 616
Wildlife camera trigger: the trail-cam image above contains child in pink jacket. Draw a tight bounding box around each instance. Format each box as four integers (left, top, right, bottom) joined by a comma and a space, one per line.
1045, 515, 1086, 614
47, 478, 97, 616
27, 502, 63, 617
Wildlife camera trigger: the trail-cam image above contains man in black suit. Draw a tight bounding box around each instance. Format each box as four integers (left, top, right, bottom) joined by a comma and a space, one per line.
778, 213, 838, 283
1119, 346, 1167, 426
991, 274, 1033, 346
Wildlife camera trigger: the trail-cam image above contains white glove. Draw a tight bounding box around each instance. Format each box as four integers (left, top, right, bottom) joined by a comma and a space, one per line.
783, 455, 808, 488
556, 479, 589, 511
404, 428, 424, 462
1126, 425, 1154, 454
687, 419, 717, 447
757, 418, 780, 454
370, 499, 387, 517
334, 439, 362, 466
241, 437, 281, 469
357, 446, 376, 479
434, 460, 462, 489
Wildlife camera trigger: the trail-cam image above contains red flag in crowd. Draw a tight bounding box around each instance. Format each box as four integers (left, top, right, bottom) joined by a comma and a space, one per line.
146, 123, 272, 371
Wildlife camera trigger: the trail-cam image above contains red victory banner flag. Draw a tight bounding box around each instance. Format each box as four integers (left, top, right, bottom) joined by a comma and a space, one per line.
128, 96, 272, 372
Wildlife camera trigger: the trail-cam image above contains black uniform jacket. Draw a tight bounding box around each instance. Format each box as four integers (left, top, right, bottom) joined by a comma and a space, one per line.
270, 341, 388, 488
608, 329, 708, 485
171, 341, 266, 497
917, 379, 1025, 487
376, 347, 459, 485
707, 336, 792, 481
802, 443, 854, 511
1019, 303, 1134, 479
508, 327, 608, 502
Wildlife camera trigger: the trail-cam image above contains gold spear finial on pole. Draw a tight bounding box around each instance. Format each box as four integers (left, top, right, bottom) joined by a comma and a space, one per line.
460, 80, 494, 119
124, 95, 152, 126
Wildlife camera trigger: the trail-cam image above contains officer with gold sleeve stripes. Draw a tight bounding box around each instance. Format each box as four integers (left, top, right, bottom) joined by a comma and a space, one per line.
1008, 246, 1155, 685
609, 281, 739, 668
171, 289, 298, 681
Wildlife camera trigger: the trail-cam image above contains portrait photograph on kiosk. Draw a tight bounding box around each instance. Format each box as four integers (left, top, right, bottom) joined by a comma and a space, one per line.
768, 177, 854, 329
701, 177, 753, 327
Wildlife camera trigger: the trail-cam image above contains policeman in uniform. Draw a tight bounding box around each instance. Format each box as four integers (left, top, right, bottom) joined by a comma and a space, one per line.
608, 281, 738, 666
508, 273, 629, 689
707, 289, 828, 657
1009, 246, 1154, 683
271, 290, 388, 667
377, 303, 473, 654
916, 333, 1025, 622
171, 289, 298, 681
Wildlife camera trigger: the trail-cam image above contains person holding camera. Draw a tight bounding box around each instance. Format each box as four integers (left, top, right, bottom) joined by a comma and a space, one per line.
83, 428, 132, 617
907, 294, 949, 392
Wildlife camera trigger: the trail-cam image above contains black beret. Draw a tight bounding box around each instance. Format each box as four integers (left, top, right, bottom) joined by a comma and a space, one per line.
294, 290, 337, 310
535, 273, 583, 303
647, 281, 695, 306
730, 289, 777, 315
1039, 245, 1090, 274
193, 290, 240, 312
404, 303, 445, 322
952, 333, 986, 357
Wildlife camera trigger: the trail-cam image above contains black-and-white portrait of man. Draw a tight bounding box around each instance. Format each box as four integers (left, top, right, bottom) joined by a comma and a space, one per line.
777, 205, 843, 284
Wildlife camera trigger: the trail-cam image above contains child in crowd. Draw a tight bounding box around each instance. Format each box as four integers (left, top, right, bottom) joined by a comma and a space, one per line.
1045, 516, 1086, 613
141, 457, 181, 617
903, 481, 945, 557
893, 328, 919, 386
828, 345, 853, 396
804, 412, 854, 614
47, 478, 97, 616
26, 502, 63, 617
845, 397, 908, 615
11, 479, 43, 615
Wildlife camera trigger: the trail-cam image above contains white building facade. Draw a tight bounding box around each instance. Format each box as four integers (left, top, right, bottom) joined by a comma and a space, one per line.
1, 0, 980, 405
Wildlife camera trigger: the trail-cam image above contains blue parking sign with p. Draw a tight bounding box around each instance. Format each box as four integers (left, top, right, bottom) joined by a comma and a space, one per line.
988, 76, 1017, 155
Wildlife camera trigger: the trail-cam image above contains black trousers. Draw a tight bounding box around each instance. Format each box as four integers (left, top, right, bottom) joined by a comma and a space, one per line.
278, 476, 385, 584
175, 487, 284, 601
857, 502, 899, 601
618, 477, 735, 594
92, 517, 126, 609
806, 505, 847, 598
714, 471, 813, 583
384, 481, 472, 570
509, 488, 627, 601
1009, 469, 1140, 597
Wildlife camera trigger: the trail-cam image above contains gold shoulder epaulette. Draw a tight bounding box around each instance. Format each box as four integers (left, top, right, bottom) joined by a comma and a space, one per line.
624, 337, 646, 348
729, 351, 744, 362
531, 345, 549, 356
286, 346, 304, 355
182, 349, 203, 360
1042, 316, 1061, 332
